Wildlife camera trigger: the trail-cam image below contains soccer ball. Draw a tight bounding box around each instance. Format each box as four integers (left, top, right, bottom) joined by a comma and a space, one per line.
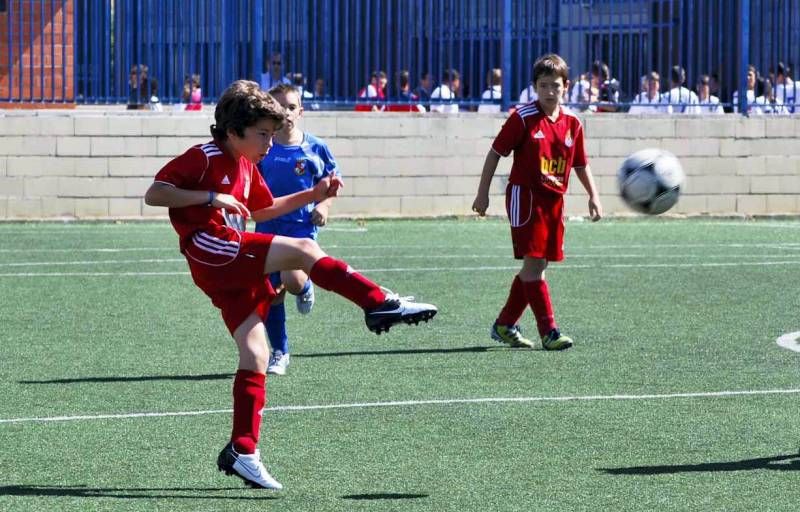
617, 148, 685, 215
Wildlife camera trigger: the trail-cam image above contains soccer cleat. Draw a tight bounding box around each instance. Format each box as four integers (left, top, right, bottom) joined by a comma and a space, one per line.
267, 351, 290, 376
295, 282, 315, 315
541, 328, 573, 351
364, 288, 438, 334
217, 442, 283, 490
490, 323, 535, 349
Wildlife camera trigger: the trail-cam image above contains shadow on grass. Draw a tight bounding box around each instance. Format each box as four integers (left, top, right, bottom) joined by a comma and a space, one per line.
19, 373, 233, 384
0, 484, 278, 500
19, 346, 495, 384
599, 451, 800, 475
341, 492, 429, 500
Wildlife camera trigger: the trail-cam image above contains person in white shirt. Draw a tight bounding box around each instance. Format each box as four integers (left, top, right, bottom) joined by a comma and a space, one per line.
518, 83, 538, 104
567, 73, 591, 110
628, 71, 672, 114
695, 74, 724, 115
771, 62, 796, 112
260, 52, 291, 91
430, 68, 460, 113
753, 78, 790, 114
732, 65, 759, 113
661, 65, 700, 114
478, 68, 502, 113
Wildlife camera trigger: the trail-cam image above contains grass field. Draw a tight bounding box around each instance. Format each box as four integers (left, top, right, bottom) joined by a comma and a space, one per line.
1, 217, 799, 511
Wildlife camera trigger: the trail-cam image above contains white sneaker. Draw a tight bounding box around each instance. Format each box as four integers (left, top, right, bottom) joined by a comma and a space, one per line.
295, 282, 315, 315
217, 442, 283, 490
267, 351, 290, 376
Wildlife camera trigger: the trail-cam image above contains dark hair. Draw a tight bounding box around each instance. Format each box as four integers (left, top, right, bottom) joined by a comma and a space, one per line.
442, 68, 460, 83
591, 60, 609, 81
210, 80, 285, 141
533, 54, 569, 84
670, 65, 686, 85
696, 74, 710, 86
398, 70, 411, 89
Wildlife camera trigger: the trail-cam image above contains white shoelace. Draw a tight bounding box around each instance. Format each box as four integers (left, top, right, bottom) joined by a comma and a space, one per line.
380, 286, 414, 302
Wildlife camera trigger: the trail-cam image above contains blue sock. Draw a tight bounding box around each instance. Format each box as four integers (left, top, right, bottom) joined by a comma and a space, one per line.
297, 279, 311, 296
266, 302, 289, 354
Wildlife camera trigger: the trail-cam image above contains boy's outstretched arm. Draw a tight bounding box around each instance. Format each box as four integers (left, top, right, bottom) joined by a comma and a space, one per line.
144, 182, 251, 218
252, 175, 342, 223
472, 149, 501, 216
573, 165, 603, 221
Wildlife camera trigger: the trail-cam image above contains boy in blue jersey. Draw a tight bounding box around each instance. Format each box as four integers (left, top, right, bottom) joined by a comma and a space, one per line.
256, 83, 339, 375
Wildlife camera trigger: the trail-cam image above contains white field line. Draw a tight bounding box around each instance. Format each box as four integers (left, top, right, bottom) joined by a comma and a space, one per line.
3, 260, 800, 277
1, 242, 799, 254
2, 388, 799, 425
3, 253, 800, 268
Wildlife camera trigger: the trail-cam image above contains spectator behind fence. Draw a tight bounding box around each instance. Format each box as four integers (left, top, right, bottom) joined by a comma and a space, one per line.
290, 72, 313, 100
384, 70, 424, 112
568, 73, 591, 110
313, 78, 329, 100
754, 78, 790, 114
127, 64, 161, 111
430, 68, 460, 113
695, 74, 724, 115
260, 52, 290, 90
359, 70, 387, 100
661, 65, 700, 114
771, 62, 796, 110
356, 71, 387, 112
414, 71, 433, 103
588, 60, 620, 112
732, 64, 759, 113
478, 68, 502, 113
395, 70, 418, 101
518, 82, 537, 104
182, 74, 203, 111
628, 71, 671, 115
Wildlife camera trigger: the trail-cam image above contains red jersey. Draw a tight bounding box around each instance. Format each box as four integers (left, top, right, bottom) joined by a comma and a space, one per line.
154, 141, 274, 263
491, 101, 587, 195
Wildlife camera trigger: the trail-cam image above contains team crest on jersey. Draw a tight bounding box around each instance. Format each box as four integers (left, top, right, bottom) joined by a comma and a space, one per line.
293, 159, 307, 176
564, 129, 573, 148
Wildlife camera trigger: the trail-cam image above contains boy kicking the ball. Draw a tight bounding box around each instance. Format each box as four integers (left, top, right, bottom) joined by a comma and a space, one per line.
145, 80, 437, 490
472, 54, 602, 350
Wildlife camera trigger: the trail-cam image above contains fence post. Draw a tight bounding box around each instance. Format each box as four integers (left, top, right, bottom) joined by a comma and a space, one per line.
252, 0, 264, 84
501, 0, 512, 112
738, 0, 750, 116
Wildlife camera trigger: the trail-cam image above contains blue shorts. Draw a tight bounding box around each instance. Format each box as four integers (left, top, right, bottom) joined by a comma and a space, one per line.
255, 219, 317, 287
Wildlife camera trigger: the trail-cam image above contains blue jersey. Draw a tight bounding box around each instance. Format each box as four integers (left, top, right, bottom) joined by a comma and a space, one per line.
255, 133, 339, 239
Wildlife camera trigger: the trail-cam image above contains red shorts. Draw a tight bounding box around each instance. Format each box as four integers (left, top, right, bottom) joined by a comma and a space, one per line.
505, 183, 565, 261
185, 230, 277, 335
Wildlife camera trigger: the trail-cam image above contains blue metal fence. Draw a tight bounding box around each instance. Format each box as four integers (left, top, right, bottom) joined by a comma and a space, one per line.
2, 0, 799, 112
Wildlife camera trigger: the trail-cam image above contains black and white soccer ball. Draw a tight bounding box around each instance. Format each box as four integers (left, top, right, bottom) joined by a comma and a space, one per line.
617, 148, 685, 215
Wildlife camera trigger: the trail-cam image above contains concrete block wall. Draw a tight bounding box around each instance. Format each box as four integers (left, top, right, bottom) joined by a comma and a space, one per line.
0, 110, 799, 219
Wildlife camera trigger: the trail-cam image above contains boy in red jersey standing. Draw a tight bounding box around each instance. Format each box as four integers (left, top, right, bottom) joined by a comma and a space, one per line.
145, 80, 437, 490
472, 54, 602, 350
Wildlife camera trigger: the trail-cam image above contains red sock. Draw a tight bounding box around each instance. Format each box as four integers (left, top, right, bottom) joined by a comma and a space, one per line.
496, 275, 528, 326
523, 279, 557, 337
231, 369, 266, 454
309, 256, 385, 309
